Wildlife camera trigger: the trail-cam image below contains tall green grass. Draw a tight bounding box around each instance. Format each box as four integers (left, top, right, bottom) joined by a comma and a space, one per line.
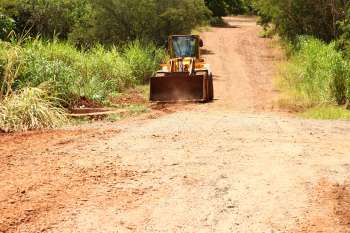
0, 39, 164, 105
17, 41, 136, 106
0, 87, 67, 132
123, 40, 165, 84
279, 37, 350, 107
0, 39, 164, 132
0, 42, 22, 99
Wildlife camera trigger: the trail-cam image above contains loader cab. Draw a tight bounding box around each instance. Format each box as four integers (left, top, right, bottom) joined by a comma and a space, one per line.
168, 35, 203, 59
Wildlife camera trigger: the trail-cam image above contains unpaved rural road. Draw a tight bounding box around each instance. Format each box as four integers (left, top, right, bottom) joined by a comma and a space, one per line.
1, 17, 350, 233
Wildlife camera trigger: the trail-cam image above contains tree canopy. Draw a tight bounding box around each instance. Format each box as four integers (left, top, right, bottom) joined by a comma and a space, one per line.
0, 0, 211, 45
252, 0, 349, 42
205, 0, 250, 17
0, 0, 349, 50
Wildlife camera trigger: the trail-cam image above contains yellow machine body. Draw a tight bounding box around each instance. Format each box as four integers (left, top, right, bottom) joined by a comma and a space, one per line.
150, 35, 214, 102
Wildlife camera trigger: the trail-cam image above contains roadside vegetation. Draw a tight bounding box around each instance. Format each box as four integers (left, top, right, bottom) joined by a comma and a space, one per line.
278, 37, 350, 107
0, 0, 205, 132
301, 105, 350, 120
0, 87, 67, 132
251, 0, 350, 119
0, 38, 165, 132
2, 0, 348, 132
0, 0, 249, 132
205, 0, 252, 26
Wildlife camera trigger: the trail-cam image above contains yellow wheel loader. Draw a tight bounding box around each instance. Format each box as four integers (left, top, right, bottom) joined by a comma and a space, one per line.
150, 35, 214, 102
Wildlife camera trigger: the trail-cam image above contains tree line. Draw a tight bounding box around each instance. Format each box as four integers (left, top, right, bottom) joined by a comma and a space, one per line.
252, 1, 350, 49
1, 0, 349, 48
0, 0, 253, 46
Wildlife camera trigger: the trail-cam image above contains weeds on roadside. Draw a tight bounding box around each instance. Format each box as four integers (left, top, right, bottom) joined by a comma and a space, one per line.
0, 42, 22, 99
19, 41, 136, 106
0, 87, 67, 132
278, 36, 350, 109
1, 39, 163, 106
0, 38, 164, 132
123, 40, 165, 84
301, 105, 350, 120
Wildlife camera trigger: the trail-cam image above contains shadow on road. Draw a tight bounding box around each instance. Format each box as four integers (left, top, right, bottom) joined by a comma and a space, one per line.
212, 24, 241, 29
201, 48, 215, 55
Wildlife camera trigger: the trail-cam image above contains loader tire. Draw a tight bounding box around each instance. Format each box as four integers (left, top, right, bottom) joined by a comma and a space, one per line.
209, 74, 214, 101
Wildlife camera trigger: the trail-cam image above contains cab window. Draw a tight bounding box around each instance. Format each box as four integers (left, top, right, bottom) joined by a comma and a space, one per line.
172, 37, 197, 58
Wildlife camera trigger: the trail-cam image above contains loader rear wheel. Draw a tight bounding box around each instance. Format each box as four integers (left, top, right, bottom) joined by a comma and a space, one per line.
208, 74, 214, 101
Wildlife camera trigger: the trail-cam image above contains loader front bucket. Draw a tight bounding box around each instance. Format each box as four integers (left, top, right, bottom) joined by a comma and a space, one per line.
150, 72, 208, 102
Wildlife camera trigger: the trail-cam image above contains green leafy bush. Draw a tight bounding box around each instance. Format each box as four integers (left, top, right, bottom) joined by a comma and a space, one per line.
279, 37, 350, 106
205, 0, 250, 17
0, 87, 67, 132
252, 0, 348, 42
0, 0, 91, 40
70, 0, 211, 45
0, 0, 211, 45
337, 7, 350, 58
209, 17, 227, 27
0, 13, 15, 39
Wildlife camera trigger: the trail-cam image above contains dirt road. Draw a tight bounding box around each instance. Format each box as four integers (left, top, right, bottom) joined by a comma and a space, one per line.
1, 17, 350, 233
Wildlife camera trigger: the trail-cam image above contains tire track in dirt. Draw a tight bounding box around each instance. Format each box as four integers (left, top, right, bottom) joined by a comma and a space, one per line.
295, 179, 350, 233
200, 16, 283, 112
